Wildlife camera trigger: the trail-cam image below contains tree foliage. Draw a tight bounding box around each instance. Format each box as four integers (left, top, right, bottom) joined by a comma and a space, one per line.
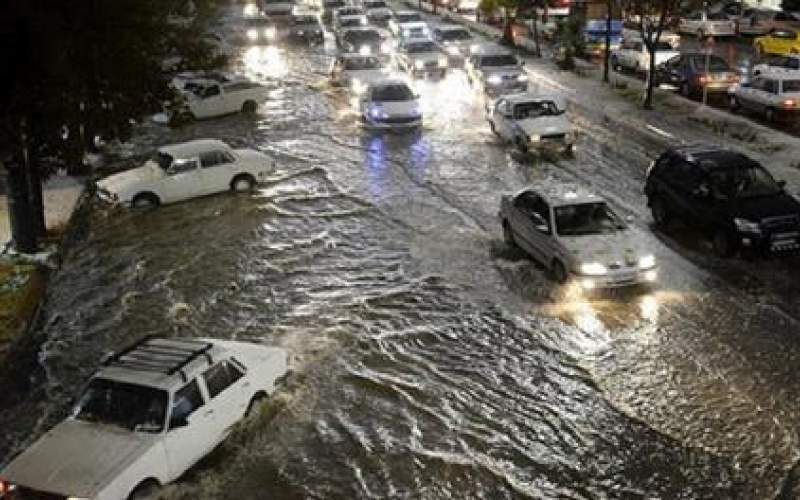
782, 0, 800, 12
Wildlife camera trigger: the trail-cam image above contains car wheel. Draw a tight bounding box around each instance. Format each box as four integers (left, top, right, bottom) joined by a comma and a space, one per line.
128, 479, 160, 500
550, 259, 568, 284
242, 100, 258, 114
172, 111, 194, 127
515, 137, 528, 154
502, 220, 516, 247
650, 196, 671, 228
132, 192, 160, 210
765, 107, 776, 122
729, 95, 740, 112
245, 392, 268, 417
712, 229, 736, 258
231, 174, 256, 193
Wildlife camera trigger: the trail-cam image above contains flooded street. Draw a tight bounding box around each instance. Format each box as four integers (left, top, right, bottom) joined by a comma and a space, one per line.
3, 7, 800, 498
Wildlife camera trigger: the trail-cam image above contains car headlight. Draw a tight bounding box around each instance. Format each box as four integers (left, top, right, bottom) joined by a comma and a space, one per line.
438, 56, 448, 68
580, 262, 608, 275
527, 133, 540, 142
381, 41, 391, 53
266, 27, 277, 39
487, 75, 502, 85
359, 45, 372, 55
517, 74, 528, 82
470, 44, 479, 53
1, 479, 17, 496
447, 45, 461, 55
361, 17, 368, 25
352, 78, 366, 94
247, 29, 258, 40
734, 217, 761, 233
415, 60, 425, 70
369, 106, 388, 119
638, 254, 656, 270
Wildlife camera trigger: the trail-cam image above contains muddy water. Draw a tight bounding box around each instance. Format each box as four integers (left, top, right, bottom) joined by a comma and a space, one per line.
2, 7, 800, 499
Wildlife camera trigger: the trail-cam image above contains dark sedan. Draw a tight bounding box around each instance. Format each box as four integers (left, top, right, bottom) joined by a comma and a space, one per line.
655, 53, 740, 99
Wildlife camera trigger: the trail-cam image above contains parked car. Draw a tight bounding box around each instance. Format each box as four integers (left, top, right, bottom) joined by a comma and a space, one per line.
730, 71, 800, 121
486, 93, 576, 155
321, 0, 345, 24
286, 13, 324, 43
611, 38, 680, 73
394, 39, 448, 78
388, 11, 425, 37
96, 139, 275, 208
754, 28, 800, 57
337, 27, 390, 56
644, 144, 800, 257
330, 53, 391, 92
0, 336, 288, 500
170, 78, 269, 122
362, 0, 393, 26
499, 185, 658, 289
432, 25, 477, 63
358, 79, 422, 129
736, 9, 800, 36
753, 54, 800, 75
465, 49, 528, 96
655, 53, 739, 98
678, 11, 736, 37
169, 71, 242, 93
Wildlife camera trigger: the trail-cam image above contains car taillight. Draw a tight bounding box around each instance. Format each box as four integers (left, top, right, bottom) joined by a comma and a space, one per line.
697, 74, 709, 85
0, 479, 15, 497
783, 99, 797, 108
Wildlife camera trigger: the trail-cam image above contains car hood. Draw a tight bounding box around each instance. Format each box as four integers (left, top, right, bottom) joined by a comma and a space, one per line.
408, 51, 442, 62
480, 65, 523, 76
560, 230, 650, 267
731, 193, 800, 221
367, 7, 392, 16
96, 163, 163, 195
653, 50, 680, 65
1, 419, 155, 497
515, 115, 572, 136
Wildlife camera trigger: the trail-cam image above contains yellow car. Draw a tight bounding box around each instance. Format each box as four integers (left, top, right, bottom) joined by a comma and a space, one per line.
754, 29, 800, 57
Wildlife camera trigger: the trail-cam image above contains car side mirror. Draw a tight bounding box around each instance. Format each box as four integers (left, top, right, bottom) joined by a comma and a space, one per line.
535, 223, 550, 233
169, 415, 189, 430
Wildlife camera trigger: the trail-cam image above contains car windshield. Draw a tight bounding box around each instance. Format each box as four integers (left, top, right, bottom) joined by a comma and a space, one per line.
481, 54, 518, 67
441, 29, 471, 40
246, 17, 272, 27
344, 56, 382, 70
709, 166, 782, 199
555, 202, 625, 236
292, 16, 318, 25
406, 41, 436, 52
689, 55, 730, 71
156, 152, 174, 170
396, 13, 422, 22
782, 80, 800, 92
338, 8, 362, 16
372, 84, 414, 101
341, 17, 363, 27
346, 30, 380, 43
366, 1, 388, 7
513, 101, 561, 119
73, 378, 168, 433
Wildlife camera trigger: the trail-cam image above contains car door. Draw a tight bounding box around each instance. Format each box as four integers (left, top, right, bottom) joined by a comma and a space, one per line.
509, 191, 551, 263
199, 150, 237, 194
163, 158, 201, 203
192, 84, 224, 118
162, 379, 218, 481
492, 99, 513, 140
201, 359, 251, 436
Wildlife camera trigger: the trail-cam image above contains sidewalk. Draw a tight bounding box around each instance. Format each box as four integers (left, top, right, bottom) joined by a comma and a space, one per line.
408, 1, 800, 190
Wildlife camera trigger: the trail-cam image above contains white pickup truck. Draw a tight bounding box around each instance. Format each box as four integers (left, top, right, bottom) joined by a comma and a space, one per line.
0, 336, 288, 500
172, 78, 269, 123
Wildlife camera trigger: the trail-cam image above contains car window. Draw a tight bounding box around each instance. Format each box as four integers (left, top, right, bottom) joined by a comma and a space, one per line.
203, 359, 245, 399
170, 158, 199, 174
513, 100, 561, 119
668, 160, 705, 191
773, 30, 796, 39
371, 84, 414, 101
514, 192, 550, 227
791, 58, 800, 69
170, 379, 204, 427
203, 85, 221, 98
783, 79, 800, 92
555, 202, 624, 236
200, 150, 233, 168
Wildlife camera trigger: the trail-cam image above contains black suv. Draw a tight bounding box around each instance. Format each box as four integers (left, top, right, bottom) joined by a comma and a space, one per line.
644, 144, 800, 257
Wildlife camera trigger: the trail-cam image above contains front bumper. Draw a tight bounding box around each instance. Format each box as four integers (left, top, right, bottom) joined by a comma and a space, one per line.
576, 267, 658, 289
363, 114, 422, 129
740, 231, 800, 254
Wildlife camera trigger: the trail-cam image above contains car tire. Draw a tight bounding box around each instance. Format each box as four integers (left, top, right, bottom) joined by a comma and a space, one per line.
712, 229, 736, 258
502, 220, 516, 247
729, 95, 740, 112
231, 174, 256, 193
175, 111, 195, 127
650, 196, 671, 228
242, 100, 258, 114
245, 391, 268, 417
550, 259, 568, 284
765, 107, 776, 122
515, 137, 528, 154
132, 192, 160, 210
128, 479, 160, 500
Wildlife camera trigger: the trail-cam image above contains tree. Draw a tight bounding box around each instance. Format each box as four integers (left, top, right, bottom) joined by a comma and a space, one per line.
603, 0, 616, 83
0, 0, 224, 252
782, 0, 800, 12
623, 0, 682, 109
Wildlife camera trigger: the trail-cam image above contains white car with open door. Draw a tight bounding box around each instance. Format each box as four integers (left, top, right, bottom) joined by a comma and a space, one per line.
498, 185, 658, 290
96, 139, 275, 208
358, 79, 422, 129
0, 336, 288, 500
330, 53, 392, 93
487, 93, 576, 154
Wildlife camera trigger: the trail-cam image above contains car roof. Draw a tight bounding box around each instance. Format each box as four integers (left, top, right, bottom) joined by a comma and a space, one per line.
517, 183, 603, 207
669, 144, 759, 171
368, 78, 411, 89
500, 93, 560, 105
95, 337, 231, 391
475, 46, 515, 56
159, 139, 231, 158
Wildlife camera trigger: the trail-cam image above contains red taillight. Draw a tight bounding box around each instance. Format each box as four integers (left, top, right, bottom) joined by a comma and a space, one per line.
783, 99, 797, 108
697, 74, 709, 85
0, 479, 15, 497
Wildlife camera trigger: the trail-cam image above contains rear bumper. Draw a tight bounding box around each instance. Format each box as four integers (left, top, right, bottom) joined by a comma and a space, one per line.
740, 231, 800, 255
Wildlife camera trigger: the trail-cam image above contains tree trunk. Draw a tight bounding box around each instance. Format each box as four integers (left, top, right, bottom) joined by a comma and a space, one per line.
502, 8, 515, 46
432, 0, 437, 14
643, 45, 656, 109
5, 156, 37, 253
531, 10, 542, 57
603, 0, 612, 83
26, 153, 46, 238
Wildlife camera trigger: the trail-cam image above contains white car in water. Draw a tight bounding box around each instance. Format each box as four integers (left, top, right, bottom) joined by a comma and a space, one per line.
359, 79, 422, 128
330, 53, 391, 92
487, 93, 576, 154
432, 25, 477, 63
499, 185, 658, 289
394, 39, 448, 78
96, 139, 275, 208
171, 78, 269, 122
678, 11, 736, 37
465, 49, 528, 96
0, 336, 288, 500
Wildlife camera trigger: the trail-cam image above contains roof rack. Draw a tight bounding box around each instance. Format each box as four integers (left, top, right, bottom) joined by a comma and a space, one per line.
103, 335, 214, 383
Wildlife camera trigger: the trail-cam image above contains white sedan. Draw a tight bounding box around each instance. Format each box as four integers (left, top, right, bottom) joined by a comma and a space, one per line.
358, 79, 422, 129
329, 54, 391, 93
487, 93, 576, 155
97, 139, 275, 208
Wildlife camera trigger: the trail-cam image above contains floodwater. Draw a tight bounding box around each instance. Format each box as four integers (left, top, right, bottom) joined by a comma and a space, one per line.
2, 5, 800, 499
